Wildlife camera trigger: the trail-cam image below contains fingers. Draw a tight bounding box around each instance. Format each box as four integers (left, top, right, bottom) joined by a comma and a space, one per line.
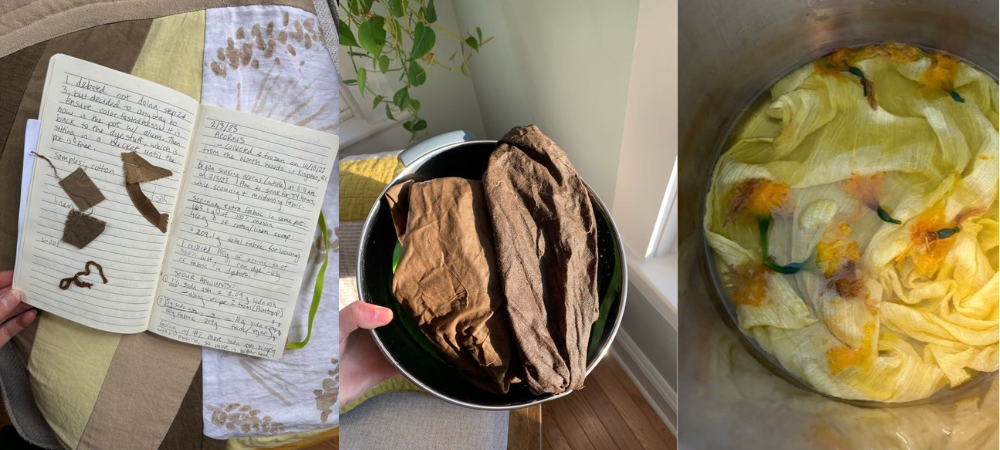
0, 270, 12, 289
0, 309, 36, 347
0, 289, 30, 322
340, 301, 393, 340
339, 329, 401, 405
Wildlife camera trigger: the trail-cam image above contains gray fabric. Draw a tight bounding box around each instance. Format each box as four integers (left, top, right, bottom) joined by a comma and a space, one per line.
0, 342, 61, 449
341, 391, 508, 450
314, 0, 338, 69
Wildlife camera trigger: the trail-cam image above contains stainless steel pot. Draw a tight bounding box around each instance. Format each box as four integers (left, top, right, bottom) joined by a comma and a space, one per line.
356, 131, 628, 410
678, 1, 998, 448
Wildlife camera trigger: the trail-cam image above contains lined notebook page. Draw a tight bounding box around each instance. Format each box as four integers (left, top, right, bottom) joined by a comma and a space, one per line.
149, 105, 338, 359
14, 55, 197, 333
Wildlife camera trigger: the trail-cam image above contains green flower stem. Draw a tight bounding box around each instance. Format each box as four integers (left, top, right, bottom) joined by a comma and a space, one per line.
758, 216, 771, 261
758, 215, 806, 274
935, 227, 960, 239
847, 66, 874, 98
876, 206, 902, 224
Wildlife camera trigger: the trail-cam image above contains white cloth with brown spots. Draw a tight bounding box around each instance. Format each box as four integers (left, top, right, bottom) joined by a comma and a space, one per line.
199, 4, 340, 438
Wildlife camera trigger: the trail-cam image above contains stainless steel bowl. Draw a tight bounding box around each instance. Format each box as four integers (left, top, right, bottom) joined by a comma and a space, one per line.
356, 131, 628, 410
679, 0, 998, 407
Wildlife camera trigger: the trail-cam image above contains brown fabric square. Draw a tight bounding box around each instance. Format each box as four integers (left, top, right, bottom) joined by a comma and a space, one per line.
61, 210, 106, 249
391, 178, 515, 394
59, 167, 105, 210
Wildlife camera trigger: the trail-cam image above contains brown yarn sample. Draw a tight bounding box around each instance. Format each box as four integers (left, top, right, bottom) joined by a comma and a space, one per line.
62, 210, 106, 249
59, 261, 108, 290
58, 167, 106, 211
391, 178, 515, 394
482, 125, 599, 395
121, 152, 171, 233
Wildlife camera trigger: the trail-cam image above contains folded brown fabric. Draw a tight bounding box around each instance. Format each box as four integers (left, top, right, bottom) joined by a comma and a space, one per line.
390, 177, 515, 394
384, 180, 412, 241
483, 125, 599, 395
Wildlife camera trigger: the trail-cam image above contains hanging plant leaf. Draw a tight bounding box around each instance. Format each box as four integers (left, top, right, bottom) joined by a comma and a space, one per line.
387, 17, 403, 46
460, 62, 469, 77
393, 87, 410, 111
385, 104, 395, 121
476, 27, 483, 42
338, 19, 359, 47
409, 99, 420, 115
343, 79, 357, 86
407, 61, 427, 87
357, 67, 367, 96
379, 55, 390, 73
465, 37, 479, 53
387, 0, 405, 17
421, 0, 437, 23
410, 22, 436, 61
410, 119, 427, 132
357, 16, 387, 60
372, 94, 383, 109
358, 0, 374, 14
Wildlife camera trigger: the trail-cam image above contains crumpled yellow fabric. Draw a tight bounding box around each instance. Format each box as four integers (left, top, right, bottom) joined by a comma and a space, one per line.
705, 44, 999, 402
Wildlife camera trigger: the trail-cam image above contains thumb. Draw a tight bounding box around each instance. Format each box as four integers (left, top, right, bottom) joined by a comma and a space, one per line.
340, 301, 393, 339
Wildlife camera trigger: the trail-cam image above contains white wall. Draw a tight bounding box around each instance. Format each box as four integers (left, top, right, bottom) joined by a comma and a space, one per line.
612, 0, 678, 259
452, 0, 641, 205
339, 0, 486, 156
613, 283, 679, 432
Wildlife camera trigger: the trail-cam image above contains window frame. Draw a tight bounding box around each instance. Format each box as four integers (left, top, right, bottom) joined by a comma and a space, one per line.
337, 50, 412, 148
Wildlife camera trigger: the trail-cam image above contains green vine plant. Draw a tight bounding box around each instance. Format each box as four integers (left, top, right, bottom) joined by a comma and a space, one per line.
338, 0, 492, 141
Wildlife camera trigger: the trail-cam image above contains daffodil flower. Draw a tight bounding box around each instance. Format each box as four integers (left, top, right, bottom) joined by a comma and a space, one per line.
841, 172, 901, 224
728, 179, 807, 274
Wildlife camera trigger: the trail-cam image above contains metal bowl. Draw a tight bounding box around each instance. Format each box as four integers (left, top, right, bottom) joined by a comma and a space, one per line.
356, 131, 628, 410
679, 0, 998, 406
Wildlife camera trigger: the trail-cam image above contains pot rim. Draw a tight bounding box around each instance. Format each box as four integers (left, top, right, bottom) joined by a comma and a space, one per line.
355, 139, 630, 410
698, 43, 1000, 408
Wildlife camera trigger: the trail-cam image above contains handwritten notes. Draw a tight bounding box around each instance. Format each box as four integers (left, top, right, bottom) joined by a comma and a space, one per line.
16, 55, 197, 333
14, 55, 338, 358
149, 106, 337, 359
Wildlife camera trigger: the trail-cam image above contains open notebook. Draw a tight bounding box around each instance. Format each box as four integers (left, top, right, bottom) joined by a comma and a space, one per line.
13, 54, 338, 360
